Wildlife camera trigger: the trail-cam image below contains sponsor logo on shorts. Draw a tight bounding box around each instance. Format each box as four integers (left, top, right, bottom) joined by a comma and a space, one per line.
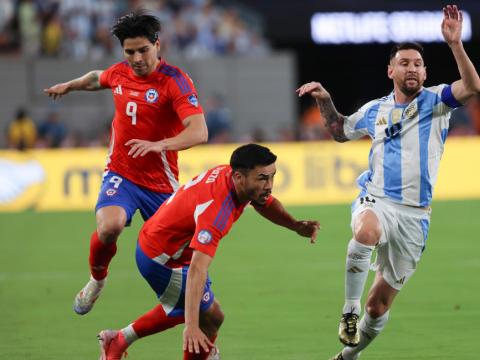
188, 94, 198, 107
395, 276, 406, 285
197, 230, 212, 244
145, 88, 159, 103
106, 189, 117, 196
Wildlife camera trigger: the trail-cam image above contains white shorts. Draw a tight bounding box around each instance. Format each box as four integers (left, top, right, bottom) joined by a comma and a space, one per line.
351, 193, 432, 290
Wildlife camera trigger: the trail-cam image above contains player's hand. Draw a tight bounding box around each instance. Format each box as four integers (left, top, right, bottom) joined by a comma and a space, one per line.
441, 5, 463, 46
296, 81, 330, 100
43, 82, 71, 99
125, 139, 168, 158
183, 325, 213, 354
294, 220, 321, 244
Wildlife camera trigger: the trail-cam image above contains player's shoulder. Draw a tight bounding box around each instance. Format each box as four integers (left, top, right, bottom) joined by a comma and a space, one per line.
156, 60, 195, 88
157, 60, 189, 77
423, 84, 448, 95
105, 60, 130, 74
357, 95, 390, 113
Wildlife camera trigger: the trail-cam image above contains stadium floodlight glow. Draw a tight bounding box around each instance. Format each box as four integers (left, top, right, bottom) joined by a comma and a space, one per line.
311, 11, 472, 44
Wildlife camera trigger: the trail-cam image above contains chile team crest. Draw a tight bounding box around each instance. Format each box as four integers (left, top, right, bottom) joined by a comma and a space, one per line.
145, 88, 159, 103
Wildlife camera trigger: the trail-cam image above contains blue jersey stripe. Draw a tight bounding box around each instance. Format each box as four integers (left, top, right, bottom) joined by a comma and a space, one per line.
418, 92, 436, 206
213, 194, 235, 231
354, 103, 379, 138
158, 64, 192, 95
441, 128, 448, 143
383, 108, 403, 202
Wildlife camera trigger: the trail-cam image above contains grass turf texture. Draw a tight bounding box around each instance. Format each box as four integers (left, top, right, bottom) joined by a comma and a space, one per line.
0, 200, 478, 359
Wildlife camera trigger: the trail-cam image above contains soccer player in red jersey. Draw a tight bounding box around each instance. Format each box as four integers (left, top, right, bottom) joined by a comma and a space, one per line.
43, 11, 208, 315
95, 144, 320, 360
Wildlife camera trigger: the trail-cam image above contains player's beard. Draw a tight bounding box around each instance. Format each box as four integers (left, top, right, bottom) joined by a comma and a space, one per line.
400, 78, 422, 97
250, 189, 271, 205
132, 64, 148, 76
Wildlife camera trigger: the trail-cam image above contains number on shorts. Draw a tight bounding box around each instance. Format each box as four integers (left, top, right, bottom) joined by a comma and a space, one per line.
109, 176, 123, 189
126, 101, 137, 125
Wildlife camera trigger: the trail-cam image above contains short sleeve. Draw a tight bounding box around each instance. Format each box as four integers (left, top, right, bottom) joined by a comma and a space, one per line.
189, 196, 231, 258
167, 71, 204, 121
344, 99, 377, 140
99, 65, 116, 88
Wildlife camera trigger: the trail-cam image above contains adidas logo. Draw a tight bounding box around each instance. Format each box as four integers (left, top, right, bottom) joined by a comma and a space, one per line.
347, 266, 364, 273
395, 276, 406, 285
375, 117, 387, 126
114, 85, 122, 95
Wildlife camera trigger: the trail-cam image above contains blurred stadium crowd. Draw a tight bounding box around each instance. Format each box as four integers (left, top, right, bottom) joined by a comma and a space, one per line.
0, 0, 270, 59
1, 0, 480, 150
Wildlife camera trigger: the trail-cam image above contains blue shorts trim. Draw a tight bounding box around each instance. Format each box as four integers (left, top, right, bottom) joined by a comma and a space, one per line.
96, 171, 171, 225
135, 243, 214, 317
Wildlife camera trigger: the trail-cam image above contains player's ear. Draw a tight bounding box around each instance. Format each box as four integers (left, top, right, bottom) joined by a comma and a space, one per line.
387, 64, 394, 79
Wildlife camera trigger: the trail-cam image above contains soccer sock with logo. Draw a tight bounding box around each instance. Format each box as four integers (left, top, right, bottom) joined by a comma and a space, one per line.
120, 304, 185, 344
183, 334, 217, 360
89, 231, 117, 281
343, 239, 375, 315
341, 310, 390, 360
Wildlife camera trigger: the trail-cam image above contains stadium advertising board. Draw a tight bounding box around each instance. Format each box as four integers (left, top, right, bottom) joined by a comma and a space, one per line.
1, 138, 479, 211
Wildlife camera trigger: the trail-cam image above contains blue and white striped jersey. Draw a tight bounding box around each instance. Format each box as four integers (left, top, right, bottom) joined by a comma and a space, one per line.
344, 84, 462, 207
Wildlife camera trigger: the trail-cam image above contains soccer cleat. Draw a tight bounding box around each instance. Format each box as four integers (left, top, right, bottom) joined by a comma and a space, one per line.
73, 276, 105, 315
207, 346, 221, 360
330, 352, 344, 360
338, 313, 360, 347
97, 330, 128, 360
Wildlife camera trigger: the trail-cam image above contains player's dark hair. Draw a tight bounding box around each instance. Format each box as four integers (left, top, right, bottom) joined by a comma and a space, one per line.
389, 42, 424, 62
230, 143, 277, 172
111, 9, 161, 45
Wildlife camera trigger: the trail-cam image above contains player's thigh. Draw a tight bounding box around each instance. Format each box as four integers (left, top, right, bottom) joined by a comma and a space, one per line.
96, 171, 139, 226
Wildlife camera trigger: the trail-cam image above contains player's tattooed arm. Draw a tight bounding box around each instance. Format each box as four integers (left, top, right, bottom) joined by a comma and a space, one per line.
44, 70, 104, 99
296, 81, 349, 143
316, 97, 349, 143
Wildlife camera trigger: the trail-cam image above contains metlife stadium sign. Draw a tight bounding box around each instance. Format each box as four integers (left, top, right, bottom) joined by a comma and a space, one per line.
311, 11, 472, 44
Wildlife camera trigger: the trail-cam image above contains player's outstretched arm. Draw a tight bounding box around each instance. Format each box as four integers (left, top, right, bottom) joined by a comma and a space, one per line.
297, 82, 349, 142
43, 70, 105, 100
125, 113, 208, 158
183, 250, 214, 354
253, 197, 320, 243
442, 5, 480, 103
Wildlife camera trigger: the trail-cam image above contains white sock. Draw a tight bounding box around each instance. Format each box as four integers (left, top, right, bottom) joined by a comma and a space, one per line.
121, 324, 139, 345
342, 239, 374, 315
342, 310, 390, 360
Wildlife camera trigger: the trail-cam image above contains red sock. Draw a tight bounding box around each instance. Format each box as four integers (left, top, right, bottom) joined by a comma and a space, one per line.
183, 334, 217, 360
132, 304, 184, 338
89, 231, 117, 280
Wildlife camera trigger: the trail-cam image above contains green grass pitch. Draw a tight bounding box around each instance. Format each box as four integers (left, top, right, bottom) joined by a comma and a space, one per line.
0, 200, 478, 359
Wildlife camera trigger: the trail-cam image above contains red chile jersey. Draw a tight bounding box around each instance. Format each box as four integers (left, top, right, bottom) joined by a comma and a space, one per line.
138, 165, 274, 268
99, 59, 204, 193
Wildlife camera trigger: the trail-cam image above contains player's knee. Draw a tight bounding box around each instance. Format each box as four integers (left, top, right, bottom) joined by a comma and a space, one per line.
97, 221, 124, 244
201, 304, 224, 335
354, 227, 380, 246
365, 299, 389, 318
210, 307, 224, 329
